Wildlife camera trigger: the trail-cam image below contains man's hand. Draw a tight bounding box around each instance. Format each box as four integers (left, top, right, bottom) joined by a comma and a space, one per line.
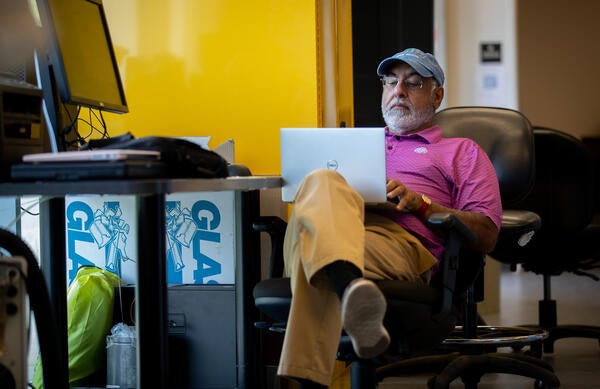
385, 178, 499, 253
386, 178, 422, 212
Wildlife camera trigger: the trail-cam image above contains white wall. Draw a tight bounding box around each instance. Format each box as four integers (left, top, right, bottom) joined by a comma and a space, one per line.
433, 0, 447, 108
444, 0, 517, 109
434, 0, 519, 314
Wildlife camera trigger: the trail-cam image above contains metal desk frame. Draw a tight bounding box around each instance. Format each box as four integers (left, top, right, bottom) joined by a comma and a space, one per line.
0, 176, 282, 388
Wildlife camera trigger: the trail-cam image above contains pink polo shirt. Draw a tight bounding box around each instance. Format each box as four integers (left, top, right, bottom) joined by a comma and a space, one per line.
375, 125, 503, 261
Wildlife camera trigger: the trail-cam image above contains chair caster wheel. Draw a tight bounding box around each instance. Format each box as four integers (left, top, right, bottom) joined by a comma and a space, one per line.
524, 345, 543, 359
512, 344, 525, 351
427, 375, 449, 389
534, 379, 559, 389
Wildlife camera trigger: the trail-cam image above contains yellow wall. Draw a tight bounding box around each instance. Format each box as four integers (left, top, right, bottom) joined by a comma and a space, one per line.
101, 0, 319, 175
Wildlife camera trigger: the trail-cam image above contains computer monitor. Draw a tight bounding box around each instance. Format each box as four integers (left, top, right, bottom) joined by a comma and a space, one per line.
33, 0, 128, 151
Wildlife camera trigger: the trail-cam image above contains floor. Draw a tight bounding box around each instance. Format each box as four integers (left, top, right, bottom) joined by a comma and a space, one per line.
379, 265, 600, 388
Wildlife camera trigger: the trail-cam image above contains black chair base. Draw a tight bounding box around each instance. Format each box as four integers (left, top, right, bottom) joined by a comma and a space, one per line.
336, 325, 560, 389
432, 326, 558, 388
444, 325, 548, 358
516, 324, 600, 354
427, 352, 560, 389
519, 285, 600, 353
545, 325, 600, 352
366, 325, 559, 389
395, 279, 560, 389
340, 350, 561, 389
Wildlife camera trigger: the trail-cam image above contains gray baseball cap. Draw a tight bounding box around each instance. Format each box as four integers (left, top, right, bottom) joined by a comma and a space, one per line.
376, 48, 445, 86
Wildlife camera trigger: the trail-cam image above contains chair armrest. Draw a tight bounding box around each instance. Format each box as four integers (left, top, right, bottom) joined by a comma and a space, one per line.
427, 212, 478, 244
427, 212, 481, 321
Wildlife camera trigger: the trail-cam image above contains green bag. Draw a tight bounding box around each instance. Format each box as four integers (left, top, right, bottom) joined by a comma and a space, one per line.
32, 266, 121, 388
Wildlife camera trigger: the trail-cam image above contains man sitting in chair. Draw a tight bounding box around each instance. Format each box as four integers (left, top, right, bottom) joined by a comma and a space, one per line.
279, 48, 503, 388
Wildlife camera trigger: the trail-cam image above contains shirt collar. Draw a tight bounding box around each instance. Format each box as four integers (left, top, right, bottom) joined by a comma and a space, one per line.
385, 125, 443, 144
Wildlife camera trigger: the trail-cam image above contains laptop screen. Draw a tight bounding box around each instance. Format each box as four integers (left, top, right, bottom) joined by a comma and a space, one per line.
280, 127, 386, 203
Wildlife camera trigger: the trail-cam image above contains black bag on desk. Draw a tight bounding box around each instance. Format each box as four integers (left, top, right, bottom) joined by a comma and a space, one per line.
87, 135, 230, 178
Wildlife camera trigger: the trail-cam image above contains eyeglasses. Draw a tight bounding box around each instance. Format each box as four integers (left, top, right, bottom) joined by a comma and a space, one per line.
380, 75, 426, 91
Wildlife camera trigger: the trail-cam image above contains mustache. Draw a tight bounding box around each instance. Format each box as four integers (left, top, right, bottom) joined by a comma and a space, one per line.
384, 97, 412, 111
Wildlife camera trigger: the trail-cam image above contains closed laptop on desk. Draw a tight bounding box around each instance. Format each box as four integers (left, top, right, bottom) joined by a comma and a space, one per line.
280, 127, 386, 203
10, 160, 169, 181
11, 149, 167, 181
21, 149, 161, 163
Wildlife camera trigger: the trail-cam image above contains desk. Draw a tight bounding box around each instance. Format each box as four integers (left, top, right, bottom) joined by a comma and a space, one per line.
0, 176, 282, 388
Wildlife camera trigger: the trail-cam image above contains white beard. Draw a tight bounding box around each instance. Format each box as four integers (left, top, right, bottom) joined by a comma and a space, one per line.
382, 97, 436, 134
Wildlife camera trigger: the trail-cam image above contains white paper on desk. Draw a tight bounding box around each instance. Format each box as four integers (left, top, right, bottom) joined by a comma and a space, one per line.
213, 139, 234, 164
178, 136, 211, 149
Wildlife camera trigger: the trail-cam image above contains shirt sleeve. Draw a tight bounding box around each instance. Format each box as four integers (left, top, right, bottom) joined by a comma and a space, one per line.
451, 139, 503, 231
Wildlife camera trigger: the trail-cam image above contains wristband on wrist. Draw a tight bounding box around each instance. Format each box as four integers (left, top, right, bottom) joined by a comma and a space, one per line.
415, 194, 432, 218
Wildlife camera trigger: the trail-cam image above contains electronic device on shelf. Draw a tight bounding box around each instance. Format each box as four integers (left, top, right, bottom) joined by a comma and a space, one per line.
0, 0, 46, 181
22, 149, 160, 163
0, 77, 44, 180
11, 149, 166, 181
0, 256, 28, 389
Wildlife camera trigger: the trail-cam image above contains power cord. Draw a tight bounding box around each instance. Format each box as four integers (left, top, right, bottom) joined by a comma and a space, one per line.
0, 228, 68, 388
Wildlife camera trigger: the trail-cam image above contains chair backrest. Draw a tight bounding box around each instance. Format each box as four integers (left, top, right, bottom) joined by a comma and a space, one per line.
581, 136, 600, 214
433, 106, 535, 208
517, 127, 596, 233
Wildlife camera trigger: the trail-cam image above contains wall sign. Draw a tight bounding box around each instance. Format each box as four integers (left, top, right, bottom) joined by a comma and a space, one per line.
480, 42, 502, 63
477, 42, 506, 106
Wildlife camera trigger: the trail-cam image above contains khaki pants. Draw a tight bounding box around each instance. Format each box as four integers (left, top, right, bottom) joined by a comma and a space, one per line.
278, 169, 437, 386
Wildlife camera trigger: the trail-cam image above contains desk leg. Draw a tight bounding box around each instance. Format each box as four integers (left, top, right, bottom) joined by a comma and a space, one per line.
238, 190, 262, 388
136, 194, 168, 388
39, 196, 69, 386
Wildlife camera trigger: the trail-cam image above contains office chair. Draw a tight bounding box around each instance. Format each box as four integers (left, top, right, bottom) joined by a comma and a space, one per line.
254, 212, 488, 389
423, 107, 561, 388
491, 126, 600, 353
581, 135, 600, 217
253, 106, 560, 388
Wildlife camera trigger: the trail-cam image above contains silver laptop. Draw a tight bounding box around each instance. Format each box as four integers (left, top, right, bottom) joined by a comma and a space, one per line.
22, 149, 161, 163
280, 127, 387, 203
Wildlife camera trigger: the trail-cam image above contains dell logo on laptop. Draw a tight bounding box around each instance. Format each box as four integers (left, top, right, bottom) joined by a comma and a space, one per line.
326, 160, 339, 170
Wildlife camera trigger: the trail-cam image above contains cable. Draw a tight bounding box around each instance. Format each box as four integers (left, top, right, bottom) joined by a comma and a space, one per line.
75, 108, 111, 143
61, 104, 80, 135
0, 228, 68, 388
99, 110, 109, 138
115, 260, 124, 324
18, 207, 38, 217
5, 196, 53, 230
59, 103, 85, 150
